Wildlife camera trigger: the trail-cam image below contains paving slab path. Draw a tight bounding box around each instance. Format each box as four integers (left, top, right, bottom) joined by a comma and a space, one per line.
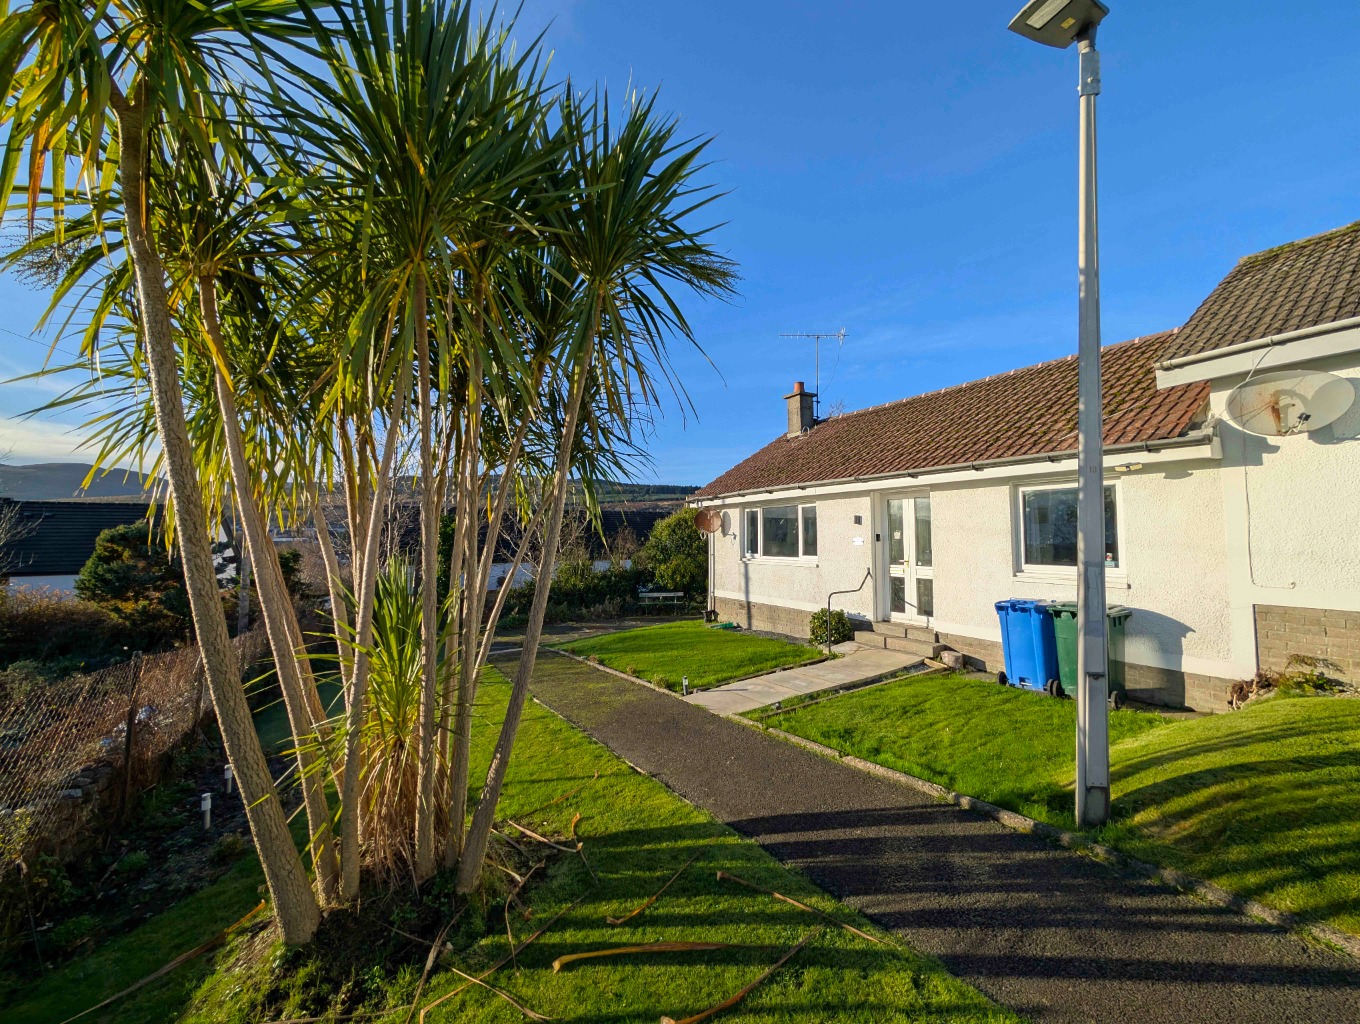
512, 650, 1360, 1024
684, 643, 918, 715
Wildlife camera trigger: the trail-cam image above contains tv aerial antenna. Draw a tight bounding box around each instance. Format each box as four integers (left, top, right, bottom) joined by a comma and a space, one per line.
779, 328, 847, 419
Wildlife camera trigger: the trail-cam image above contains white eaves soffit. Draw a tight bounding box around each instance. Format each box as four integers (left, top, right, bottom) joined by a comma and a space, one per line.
1156, 320, 1360, 388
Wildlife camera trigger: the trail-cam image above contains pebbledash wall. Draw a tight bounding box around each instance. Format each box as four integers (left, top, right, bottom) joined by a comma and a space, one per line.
707, 353, 1360, 712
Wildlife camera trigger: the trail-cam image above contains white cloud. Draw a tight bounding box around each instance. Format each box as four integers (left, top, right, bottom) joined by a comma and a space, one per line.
0, 415, 153, 469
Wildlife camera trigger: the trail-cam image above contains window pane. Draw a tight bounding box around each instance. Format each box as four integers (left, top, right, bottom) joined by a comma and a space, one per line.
914, 497, 932, 567
890, 576, 906, 614
761, 505, 799, 558
916, 577, 934, 618
800, 505, 818, 557
1104, 486, 1119, 568
1023, 488, 1077, 566
745, 509, 759, 556
1022, 486, 1118, 567
888, 500, 905, 565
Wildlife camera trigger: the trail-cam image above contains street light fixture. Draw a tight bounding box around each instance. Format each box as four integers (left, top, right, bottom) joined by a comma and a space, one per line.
1009, 0, 1112, 828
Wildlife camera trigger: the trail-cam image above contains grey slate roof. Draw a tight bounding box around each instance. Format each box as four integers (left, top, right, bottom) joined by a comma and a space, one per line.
1158, 220, 1360, 364
1, 499, 156, 577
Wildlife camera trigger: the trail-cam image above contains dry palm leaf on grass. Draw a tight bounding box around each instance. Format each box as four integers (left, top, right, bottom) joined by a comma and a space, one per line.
568, 812, 599, 882
606, 847, 708, 925
417, 896, 585, 1023
552, 941, 735, 973
659, 927, 822, 1024
715, 870, 884, 944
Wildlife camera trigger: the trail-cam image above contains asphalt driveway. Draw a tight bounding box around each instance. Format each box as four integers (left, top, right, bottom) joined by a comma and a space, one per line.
509, 650, 1360, 1024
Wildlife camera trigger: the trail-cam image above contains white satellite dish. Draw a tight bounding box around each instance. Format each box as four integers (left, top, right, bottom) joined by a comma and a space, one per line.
1224, 370, 1355, 437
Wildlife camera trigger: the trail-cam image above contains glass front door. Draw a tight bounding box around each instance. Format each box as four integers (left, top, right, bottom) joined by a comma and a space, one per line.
885, 496, 933, 623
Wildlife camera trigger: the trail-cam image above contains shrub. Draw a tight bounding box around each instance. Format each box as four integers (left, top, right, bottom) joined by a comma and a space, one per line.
114, 850, 151, 876
809, 607, 854, 647
212, 832, 249, 864
637, 506, 707, 598
74, 522, 192, 650
49, 914, 98, 952
0, 587, 122, 673
498, 562, 649, 626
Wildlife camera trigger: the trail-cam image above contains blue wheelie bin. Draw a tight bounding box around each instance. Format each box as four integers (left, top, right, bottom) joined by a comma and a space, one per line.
994, 599, 1060, 691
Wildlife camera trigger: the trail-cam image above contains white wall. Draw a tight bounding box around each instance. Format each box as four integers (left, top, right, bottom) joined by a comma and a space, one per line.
1209, 354, 1360, 670
926, 462, 1239, 678
711, 464, 1244, 680
713, 496, 875, 620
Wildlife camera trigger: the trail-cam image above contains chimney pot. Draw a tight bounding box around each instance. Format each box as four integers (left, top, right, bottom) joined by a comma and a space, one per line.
783, 381, 816, 437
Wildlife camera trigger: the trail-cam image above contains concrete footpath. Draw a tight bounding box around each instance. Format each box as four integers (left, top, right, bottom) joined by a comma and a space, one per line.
684, 643, 917, 715
514, 651, 1360, 1024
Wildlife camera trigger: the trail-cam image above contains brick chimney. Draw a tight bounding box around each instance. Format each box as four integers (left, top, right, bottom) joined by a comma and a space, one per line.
784, 381, 816, 437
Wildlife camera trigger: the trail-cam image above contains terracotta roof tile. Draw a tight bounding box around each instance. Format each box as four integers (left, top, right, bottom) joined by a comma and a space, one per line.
695, 331, 1208, 498
1159, 220, 1360, 364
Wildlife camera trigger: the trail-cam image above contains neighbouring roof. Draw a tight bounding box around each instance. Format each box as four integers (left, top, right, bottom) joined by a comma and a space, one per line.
695, 331, 1209, 499
1158, 220, 1360, 364
1, 499, 157, 576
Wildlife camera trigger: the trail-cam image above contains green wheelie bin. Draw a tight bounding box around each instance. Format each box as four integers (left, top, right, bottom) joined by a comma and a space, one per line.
1049, 604, 1132, 705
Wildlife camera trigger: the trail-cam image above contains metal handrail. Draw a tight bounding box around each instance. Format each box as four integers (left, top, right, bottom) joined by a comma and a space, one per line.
823, 568, 872, 656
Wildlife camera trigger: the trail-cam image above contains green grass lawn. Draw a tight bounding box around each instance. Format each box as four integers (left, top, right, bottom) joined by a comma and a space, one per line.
560, 619, 822, 692
10, 669, 1018, 1024
762, 674, 1360, 937
252, 678, 345, 753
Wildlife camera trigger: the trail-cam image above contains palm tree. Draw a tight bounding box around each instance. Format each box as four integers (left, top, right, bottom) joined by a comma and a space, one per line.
276, 0, 557, 891
0, 1, 322, 942
456, 88, 737, 890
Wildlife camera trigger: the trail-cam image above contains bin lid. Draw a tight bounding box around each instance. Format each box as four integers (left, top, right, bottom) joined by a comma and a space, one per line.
1049, 601, 1131, 621
999, 598, 1051, 612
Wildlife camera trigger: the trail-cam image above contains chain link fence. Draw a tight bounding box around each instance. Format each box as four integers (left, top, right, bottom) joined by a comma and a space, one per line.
0, 628, 267, 884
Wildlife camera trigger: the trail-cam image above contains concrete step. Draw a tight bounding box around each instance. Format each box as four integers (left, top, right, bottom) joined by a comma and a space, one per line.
883, 635, 947, 658
853, 630, 887, 649
867, 621, 939, 643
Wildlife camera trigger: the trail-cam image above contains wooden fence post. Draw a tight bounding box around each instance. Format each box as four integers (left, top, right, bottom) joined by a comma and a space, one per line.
116, 655, 143, 825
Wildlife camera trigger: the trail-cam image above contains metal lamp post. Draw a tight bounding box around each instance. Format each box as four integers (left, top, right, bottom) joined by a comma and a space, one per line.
1009, 0, 1112, 827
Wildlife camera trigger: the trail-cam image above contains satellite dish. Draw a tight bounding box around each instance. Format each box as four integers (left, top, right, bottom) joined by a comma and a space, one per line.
1224, 370, 1355, 437
694, 508, 722, 534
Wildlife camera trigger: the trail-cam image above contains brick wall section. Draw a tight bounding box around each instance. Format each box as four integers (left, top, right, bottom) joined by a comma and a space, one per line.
715, 596, 815, 639
1255, 605, 1360, 684
936, 632, 1005, 674
1123, 663, 1235, 714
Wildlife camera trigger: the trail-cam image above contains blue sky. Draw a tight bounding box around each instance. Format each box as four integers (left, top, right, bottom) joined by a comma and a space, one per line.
3, 1, 1360, 485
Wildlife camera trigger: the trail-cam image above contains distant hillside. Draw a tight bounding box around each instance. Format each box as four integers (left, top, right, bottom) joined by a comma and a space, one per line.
0, 462, 157, 500
0, 463, 691, 503
591, 482, 697, 503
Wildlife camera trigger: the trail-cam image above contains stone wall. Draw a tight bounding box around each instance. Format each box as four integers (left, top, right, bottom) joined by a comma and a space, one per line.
1122, 662, 1235, 713
1254, 604, 1360, 684
936, 631, 1005, 674
714, 595, 815, 639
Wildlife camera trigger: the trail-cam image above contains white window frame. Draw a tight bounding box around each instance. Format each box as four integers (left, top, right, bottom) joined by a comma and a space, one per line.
1012, 479, 1128, 585
742, 503, 818, 562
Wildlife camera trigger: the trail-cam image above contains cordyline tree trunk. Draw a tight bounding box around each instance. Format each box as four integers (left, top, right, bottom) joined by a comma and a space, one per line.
339, 369, 411, 900
413, 269, 443, 881
202, 274, 341, 904
456, 328, 597, 893
442, 347, 480, 869
235, 540, 252, 634
312, 487, 352, 691
110, 91, 319, 943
